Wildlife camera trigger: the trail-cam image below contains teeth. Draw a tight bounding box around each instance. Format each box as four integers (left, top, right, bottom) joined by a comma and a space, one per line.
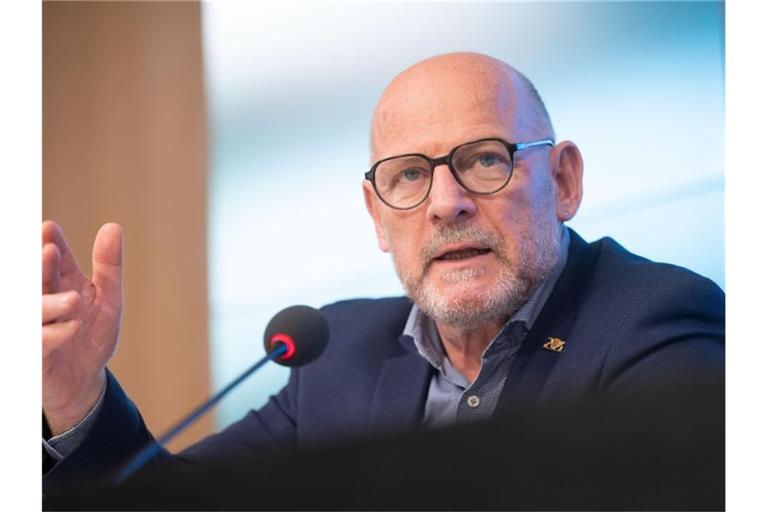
440, 249, 487, 260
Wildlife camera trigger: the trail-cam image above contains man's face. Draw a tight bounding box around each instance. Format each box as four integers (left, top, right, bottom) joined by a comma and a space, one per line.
365, 61, 567, 329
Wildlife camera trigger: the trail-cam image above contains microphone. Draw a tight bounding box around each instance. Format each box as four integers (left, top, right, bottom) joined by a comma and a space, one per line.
112, 305, 329, 486
264, 305, 329, 367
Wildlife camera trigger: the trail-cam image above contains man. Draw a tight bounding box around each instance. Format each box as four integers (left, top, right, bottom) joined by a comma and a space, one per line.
42, 53, 724, 488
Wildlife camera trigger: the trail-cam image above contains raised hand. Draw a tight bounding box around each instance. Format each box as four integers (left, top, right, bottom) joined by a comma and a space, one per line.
42, 221, 124, 435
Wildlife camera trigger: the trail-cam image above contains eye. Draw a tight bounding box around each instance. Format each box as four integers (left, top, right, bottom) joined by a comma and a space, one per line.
399, 167, 428, 183
454, 145, 511, 173
477, 153, 502, 167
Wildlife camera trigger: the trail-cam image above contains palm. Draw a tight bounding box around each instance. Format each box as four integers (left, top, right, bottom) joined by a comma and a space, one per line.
42, 270, 118, 398
42, 222, 123, 425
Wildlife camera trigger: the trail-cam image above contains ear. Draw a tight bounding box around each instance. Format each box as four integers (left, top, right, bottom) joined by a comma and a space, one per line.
363, 181, 391, 253
548, 141, 584, 222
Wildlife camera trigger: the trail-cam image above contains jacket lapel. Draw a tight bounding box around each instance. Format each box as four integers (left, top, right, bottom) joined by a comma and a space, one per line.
495, 229, 599, 415
368, 335, 433, 435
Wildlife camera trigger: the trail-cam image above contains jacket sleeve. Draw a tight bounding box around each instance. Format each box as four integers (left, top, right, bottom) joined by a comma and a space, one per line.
43, 366, 300, 495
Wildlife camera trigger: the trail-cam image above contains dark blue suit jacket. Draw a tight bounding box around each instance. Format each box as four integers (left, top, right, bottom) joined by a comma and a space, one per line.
43, 230, 724, 490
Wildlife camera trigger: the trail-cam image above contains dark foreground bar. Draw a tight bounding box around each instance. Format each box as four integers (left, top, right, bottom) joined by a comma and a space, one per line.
44, 379, 723, 511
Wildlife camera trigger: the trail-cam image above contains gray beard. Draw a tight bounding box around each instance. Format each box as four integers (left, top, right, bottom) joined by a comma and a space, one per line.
391, 220, 561, 330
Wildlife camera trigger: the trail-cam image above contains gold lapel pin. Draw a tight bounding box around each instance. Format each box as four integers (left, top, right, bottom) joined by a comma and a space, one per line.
543, 337, 566, 353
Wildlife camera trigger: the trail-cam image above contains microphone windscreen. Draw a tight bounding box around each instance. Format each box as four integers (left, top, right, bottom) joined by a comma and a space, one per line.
263, 305, 329, 367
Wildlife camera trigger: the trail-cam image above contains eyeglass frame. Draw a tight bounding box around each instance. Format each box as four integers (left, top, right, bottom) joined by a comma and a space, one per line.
364, 137, 555, 210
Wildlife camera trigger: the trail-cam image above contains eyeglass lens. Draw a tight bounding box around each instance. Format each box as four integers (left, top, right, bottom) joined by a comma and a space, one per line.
374, 139, 513, 209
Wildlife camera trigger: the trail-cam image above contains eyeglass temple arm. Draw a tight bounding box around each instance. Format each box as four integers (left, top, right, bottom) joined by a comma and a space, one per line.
515, 139, 555, 151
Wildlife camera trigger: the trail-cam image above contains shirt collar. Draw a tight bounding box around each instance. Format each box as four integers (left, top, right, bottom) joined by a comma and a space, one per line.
403, 226, 571, 370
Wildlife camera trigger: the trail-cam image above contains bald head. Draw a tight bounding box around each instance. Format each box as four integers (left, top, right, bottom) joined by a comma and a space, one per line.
370, 52, 554, 162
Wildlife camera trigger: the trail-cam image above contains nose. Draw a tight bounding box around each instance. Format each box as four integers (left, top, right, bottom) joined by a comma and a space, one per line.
425, 164, 477, 223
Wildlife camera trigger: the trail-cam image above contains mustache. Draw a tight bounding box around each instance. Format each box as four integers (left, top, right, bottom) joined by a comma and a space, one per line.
419, 224, 504, 270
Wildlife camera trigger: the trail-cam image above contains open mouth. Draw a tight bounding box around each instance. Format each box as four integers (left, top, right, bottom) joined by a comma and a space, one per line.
434, 247, 493, 261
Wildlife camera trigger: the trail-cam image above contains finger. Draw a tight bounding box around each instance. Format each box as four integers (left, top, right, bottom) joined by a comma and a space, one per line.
92, 223, 124, 297
43, 291, 80, 324
42, 243, 62, 295
42, 319, 81, 356
42, 221, 84, 278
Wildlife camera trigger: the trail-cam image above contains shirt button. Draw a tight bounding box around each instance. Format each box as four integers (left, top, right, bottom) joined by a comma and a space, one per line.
466, 395, 481, 408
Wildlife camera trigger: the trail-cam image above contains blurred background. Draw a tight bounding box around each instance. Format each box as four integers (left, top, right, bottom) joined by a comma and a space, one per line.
43, 1, 724, 450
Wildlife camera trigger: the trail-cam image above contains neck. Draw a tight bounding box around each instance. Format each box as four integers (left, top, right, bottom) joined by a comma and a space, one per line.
435, 319, 506, 384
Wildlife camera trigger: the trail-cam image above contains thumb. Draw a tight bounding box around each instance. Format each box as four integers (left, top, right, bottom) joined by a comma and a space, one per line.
92, 223, 124, 296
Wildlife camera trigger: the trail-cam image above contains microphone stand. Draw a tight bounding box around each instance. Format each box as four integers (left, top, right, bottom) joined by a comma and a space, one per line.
112, 344, 288, 486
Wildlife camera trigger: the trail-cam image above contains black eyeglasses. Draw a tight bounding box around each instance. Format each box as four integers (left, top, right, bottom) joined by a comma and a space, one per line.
365, 138, 554, 210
